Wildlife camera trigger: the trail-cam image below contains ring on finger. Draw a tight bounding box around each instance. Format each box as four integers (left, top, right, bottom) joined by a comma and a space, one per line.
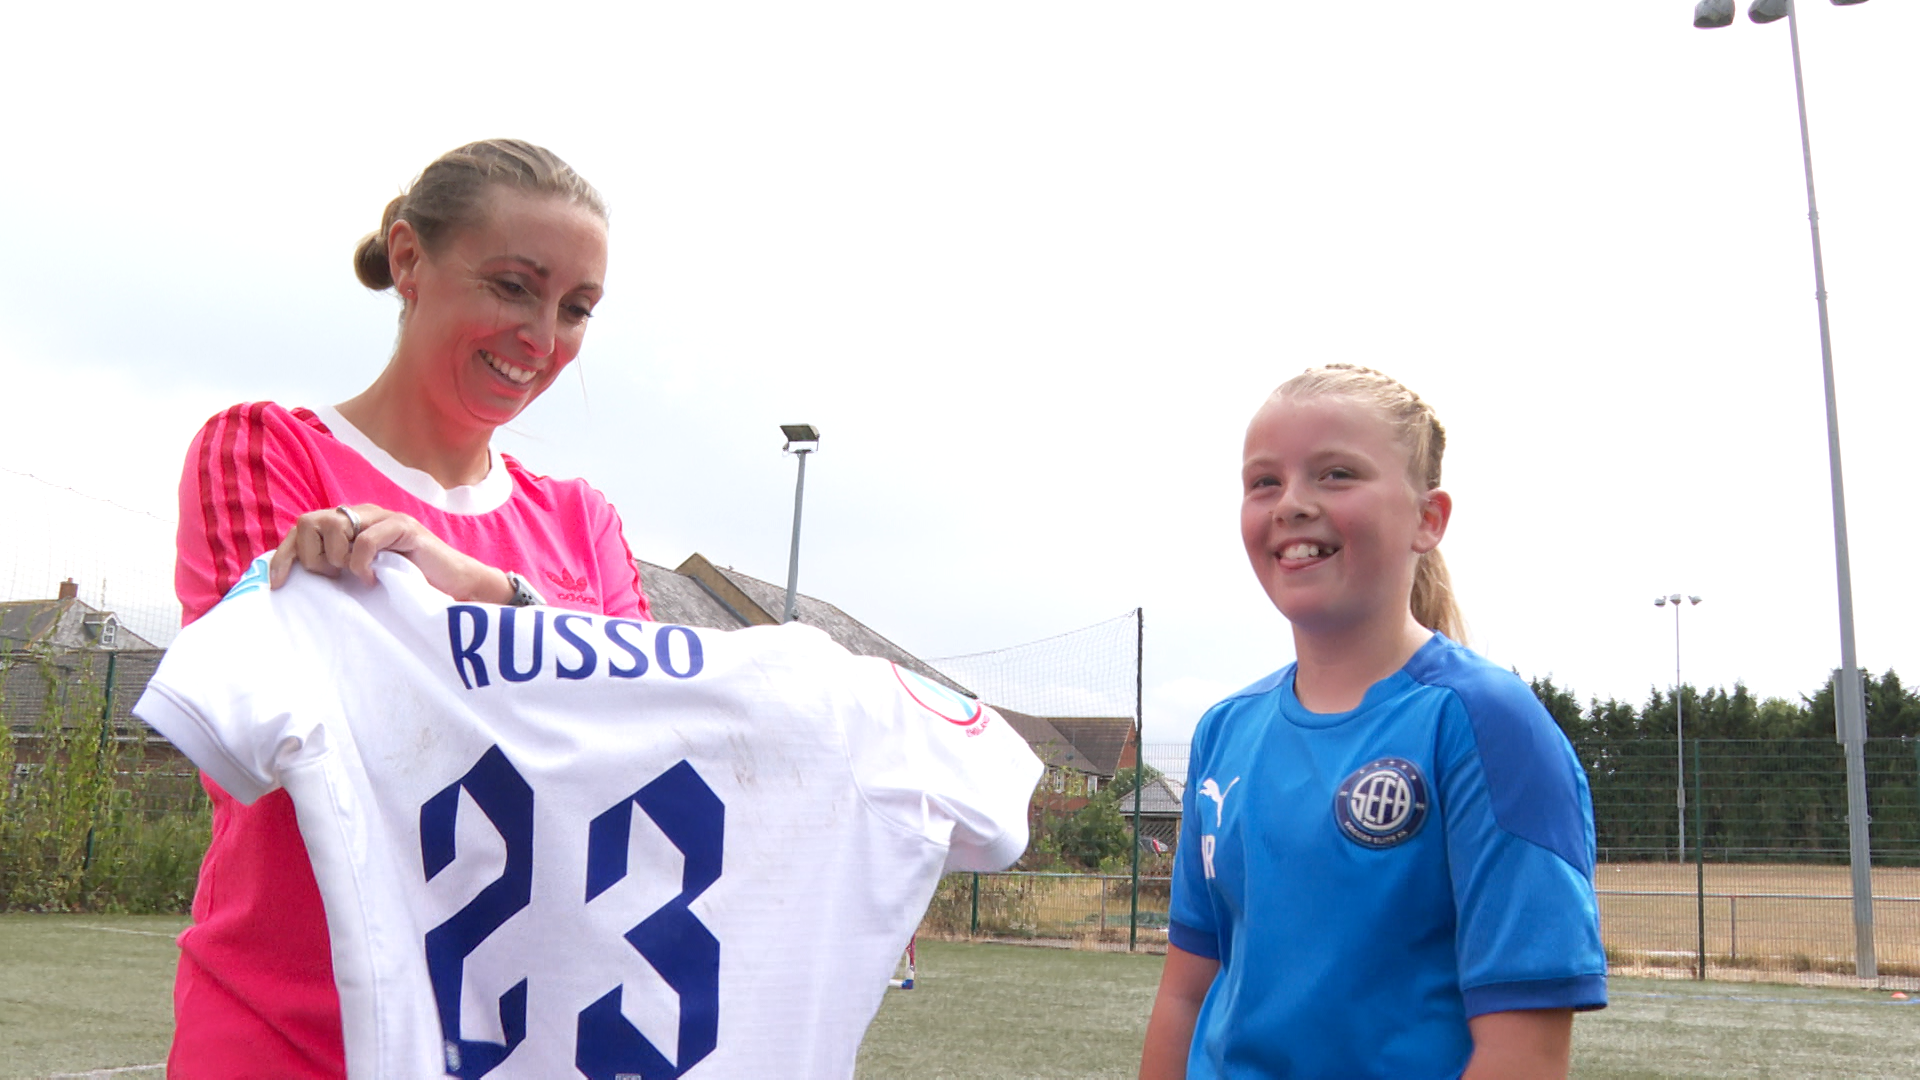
335, 504, 364, 541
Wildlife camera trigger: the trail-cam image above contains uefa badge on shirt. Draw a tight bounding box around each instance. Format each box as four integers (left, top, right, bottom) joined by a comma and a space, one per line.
1333, 757, 1429, 849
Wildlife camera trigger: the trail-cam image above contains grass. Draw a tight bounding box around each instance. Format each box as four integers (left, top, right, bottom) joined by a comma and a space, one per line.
857, 940, 1164, 1079
6, 916, 1919, 1079
0, 914, 182, 1079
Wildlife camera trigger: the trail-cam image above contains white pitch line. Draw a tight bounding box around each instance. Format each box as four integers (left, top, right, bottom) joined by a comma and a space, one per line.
66, 924, 180, 939
46, 1065, 166, 1078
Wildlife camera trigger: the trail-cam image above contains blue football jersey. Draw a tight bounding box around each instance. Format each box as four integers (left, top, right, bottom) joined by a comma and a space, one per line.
1169, 634, 1606, 1079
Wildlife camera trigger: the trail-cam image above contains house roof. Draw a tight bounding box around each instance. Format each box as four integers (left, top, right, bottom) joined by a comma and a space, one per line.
1043, 717, 1135, 776
1118, 775, 1184, 817
993, 707, 1101, 773
0, 597, 157, 652
637, 555, 969, 696
0, 599, 67, 650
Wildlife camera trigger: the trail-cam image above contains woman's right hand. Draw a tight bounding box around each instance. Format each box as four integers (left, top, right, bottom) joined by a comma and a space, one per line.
268, 503, 516, 605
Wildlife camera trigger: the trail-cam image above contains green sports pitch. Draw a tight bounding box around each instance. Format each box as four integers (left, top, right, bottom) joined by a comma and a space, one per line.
3, 916, 1917, 1079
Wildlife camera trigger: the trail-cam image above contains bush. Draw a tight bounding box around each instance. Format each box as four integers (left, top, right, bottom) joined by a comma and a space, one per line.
1, 653, 206, 913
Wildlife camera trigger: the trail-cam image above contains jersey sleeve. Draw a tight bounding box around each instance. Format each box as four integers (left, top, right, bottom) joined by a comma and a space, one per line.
839, 654, 1043, 872
1439, 683, 1608, 1016
134, 557, 328, 804
590, 494, 650, 619
175, 403, 327, 624
1167, 709, 1222, 960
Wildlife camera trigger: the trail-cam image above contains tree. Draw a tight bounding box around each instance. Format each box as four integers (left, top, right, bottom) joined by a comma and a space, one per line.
1105, 762, 1164, 803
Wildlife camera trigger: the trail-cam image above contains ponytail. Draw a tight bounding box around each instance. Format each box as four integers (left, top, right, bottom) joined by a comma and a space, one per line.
1412, 549, 1465, 643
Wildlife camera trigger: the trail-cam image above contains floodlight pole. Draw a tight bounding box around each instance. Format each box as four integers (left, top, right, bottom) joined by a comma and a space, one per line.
1655, 594, 1698, 863
1780, 3, 1877, 980
1696, 0, 1875, 976
780, 425, 820, 624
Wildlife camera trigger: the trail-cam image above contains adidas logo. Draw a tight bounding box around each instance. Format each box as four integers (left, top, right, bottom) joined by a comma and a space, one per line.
542, 567, 598, 606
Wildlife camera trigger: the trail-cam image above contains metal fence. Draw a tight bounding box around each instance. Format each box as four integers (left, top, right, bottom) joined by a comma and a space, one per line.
920, 871, 1174, 950
1591, 737, 1920, 982
922, 736, 1920, 985
11, 640, 1920, 982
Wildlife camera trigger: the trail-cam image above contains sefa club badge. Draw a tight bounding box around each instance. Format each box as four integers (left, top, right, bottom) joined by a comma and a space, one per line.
1334, 757, 1429, 849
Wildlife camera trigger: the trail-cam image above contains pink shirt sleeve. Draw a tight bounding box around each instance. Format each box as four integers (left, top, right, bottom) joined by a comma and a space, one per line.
176, 403, 326, 625
593, 498, 651, 620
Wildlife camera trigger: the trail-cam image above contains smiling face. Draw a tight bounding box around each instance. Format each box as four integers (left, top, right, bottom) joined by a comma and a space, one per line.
1240, 393, 1449, 639
388, 187, 609, 432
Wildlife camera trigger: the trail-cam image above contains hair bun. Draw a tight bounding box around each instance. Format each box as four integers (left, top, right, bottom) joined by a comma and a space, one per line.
352, 194, 406, 291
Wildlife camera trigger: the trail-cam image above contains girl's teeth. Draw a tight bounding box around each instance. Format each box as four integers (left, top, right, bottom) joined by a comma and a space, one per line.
482, 351, 536, 385
1283, 543, 1330, 559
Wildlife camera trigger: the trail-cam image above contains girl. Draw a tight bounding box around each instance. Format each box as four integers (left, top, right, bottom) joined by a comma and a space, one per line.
171, 139, 649, 1079
1139, 365, 1605, 1079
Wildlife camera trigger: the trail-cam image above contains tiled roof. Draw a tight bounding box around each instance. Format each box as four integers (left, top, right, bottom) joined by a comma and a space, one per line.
634, 555, 970, 696
636, 559, 751, 630
1045, 717, 1136, 776
0, 599, 68, 650
0, 597, 157, 652
1117, 775, 1184, 817
994, 707, 1100, 773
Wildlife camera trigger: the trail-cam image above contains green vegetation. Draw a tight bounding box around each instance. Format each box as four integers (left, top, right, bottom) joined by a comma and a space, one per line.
1531, 670, 1920, 865
0, 652, 208, 913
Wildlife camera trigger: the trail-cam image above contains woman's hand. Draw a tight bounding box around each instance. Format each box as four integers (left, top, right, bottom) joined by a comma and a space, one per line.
268, 503, 515, 604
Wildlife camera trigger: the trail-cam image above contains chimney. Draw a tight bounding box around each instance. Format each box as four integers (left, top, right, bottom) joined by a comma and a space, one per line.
57, 579, 79, 601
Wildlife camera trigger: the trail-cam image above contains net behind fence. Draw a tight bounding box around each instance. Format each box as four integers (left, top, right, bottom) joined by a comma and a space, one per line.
929, 611, 1139, 720
0, 468, 183, 650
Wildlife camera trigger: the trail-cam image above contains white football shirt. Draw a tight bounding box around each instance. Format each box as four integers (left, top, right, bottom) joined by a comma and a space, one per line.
136, 555, 1041, 1079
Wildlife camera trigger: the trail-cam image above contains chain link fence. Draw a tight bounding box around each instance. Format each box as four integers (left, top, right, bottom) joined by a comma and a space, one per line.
919, 734, 1920, 986
1593, 737, 1920, 982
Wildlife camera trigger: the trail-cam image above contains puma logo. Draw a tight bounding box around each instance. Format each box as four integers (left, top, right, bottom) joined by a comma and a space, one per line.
1199, 775, 1241, 880
1199, 776, 1240, 827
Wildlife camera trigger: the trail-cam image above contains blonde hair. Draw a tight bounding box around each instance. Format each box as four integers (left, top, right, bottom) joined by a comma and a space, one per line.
353, 138, 607, 291
1270, 363, 1465, 642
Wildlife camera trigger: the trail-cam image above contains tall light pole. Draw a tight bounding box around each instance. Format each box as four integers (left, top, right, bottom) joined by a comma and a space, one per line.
1693, 0, 1876, 979
1654, 595, 1702, 861
779, 425, 820, 624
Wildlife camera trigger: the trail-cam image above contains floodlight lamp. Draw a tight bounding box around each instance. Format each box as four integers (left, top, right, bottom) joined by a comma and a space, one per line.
1749, 0, 1790, 23
1669, 593, 1684, 604
1655, 596, 1669, 606
1694, 0, 1736, 27
780, 424, 821, 452
1831, 0, 1869, 5
1690, 595, 1704, 605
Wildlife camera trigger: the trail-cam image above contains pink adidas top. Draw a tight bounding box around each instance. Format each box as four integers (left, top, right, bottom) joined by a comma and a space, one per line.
171, 402, 649, 1079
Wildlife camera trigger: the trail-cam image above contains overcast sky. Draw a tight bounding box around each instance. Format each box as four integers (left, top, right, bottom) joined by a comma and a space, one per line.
3, 2, 1915, 743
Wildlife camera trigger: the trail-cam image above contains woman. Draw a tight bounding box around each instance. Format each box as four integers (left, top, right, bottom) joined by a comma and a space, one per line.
171, 139, 649, 1078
